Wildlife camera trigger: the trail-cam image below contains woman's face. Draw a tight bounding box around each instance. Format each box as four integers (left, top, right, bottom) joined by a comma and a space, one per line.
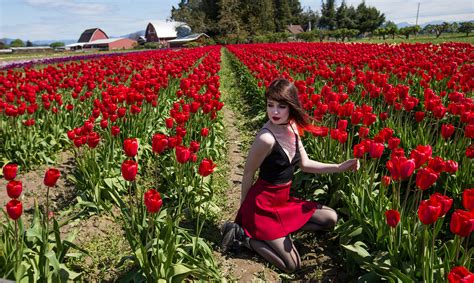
267, 99, 290, 125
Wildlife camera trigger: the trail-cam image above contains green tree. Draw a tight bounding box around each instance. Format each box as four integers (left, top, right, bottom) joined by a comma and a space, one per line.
275, 0, 292, 32
335, 1, 355, 30
171, 0, 207, 34
319, 0, 336, 30
399, 25, 420, 39
458, 21, 474, 36
384, 21, 398, 39
10, 39, 25, 47
355, 2, 385, 35
217, 0, 243, 35
300, 8, 320, 31
49, 42, 65, 48
288, 0, 303, 24
423, 22, 451, 38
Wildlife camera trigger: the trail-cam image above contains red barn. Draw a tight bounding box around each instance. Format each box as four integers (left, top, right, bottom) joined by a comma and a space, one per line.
78, 28, 109, 43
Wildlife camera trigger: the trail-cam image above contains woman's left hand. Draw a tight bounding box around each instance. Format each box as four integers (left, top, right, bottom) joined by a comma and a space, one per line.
338, 159, 360, 172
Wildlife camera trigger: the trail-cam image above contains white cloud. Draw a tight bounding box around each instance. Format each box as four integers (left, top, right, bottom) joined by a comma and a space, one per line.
24, 0, 113, 16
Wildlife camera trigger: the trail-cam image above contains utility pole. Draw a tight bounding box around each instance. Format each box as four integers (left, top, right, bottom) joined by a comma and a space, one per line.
415, 2, 420, 26
415, 2, 420, 37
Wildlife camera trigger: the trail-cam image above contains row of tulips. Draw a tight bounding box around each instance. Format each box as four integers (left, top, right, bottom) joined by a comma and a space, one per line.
1, 163, 84, 281
226, 43, 473, 281
1, 46, 226, 280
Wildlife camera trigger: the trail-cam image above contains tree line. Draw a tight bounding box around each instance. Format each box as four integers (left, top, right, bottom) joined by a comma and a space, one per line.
170, 0, 473, 42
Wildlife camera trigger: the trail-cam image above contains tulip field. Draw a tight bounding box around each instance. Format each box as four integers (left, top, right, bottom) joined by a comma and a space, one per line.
1, 42, 473, 281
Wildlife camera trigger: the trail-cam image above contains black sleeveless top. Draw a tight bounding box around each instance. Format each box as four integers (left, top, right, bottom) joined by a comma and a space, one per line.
258, 125, 301, 184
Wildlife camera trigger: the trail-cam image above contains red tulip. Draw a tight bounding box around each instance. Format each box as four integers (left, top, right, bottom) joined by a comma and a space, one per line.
462, 188, 474, 211
190, 141, 200, 153
353, 143, 366, 158
87, 132, 100, 149
415, 111, 425, 122
152, 134, 168, 154
175, 146, 191, 164
67, 130, 76, 140
427, 156, 446, 173
418, 198, 442, 225
447, 266, 474, 283
467, 145, 474, 158
369, 142, 384, 158
3, 163, 18, 180
44, 168, 60, 187
388, 137, 400, 150
430, 193, 453, 216
200, 127, 209, 137
144, 189, 163, 213
165, 118, 174, 129
198, 158, 216, 177
381, 175, 391, 187
465, 124, 474, 139
6, 199, 23, 220
385, 209, 400, 228
410, 145, 432, 168
111, 126, 120, 136
441, 124, 455, 139
358, 127, 369, 139
416, 167, 439, 190
123, 138, 138, 157
337, 119, 348, 131
444, 160, 459, 174
449, 209, 474, 237
7, 180, 22, 199
121, 160, 138, 181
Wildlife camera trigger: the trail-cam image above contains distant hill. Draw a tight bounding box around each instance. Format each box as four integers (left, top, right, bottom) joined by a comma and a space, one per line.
396, 19, 473, 28
0, 38, 76, 46
115, 30, 145, 40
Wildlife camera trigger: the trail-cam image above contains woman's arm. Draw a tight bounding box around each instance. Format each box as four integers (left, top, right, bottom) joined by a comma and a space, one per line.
298, 138, 359, 174
240, 131, 274, 204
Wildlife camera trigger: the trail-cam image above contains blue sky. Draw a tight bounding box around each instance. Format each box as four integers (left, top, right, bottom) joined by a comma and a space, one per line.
0, 0, 473, 41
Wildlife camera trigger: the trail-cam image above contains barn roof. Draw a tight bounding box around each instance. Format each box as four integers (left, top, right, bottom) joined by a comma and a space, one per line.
168, 33, 209, 43
78, 28, 109, 43
147, 21, 190, 38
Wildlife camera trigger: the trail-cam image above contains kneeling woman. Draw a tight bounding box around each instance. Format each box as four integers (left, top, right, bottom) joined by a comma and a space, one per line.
222, 78, 359, 273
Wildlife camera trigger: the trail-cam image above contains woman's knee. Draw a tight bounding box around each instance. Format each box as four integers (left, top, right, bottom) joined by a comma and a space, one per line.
318, 206, 338, 228
284, 259, 301, 273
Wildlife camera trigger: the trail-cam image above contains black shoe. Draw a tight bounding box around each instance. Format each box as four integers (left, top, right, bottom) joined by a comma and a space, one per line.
221, 222, 245, 253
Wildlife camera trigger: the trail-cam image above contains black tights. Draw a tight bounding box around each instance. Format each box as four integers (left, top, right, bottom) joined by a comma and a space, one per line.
249, 205, 337, 273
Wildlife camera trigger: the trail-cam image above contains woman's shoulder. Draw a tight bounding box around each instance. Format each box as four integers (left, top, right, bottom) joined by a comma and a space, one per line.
255, 124, 276, 146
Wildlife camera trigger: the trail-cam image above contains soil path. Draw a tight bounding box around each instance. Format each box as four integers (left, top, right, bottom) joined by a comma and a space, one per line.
214, 49, 280, 281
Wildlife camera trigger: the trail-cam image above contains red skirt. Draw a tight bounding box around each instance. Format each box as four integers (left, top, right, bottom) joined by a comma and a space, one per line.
235, 178, 318, 241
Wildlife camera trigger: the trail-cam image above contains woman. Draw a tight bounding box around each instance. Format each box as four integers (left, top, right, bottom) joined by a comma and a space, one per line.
221, 78, 359, 273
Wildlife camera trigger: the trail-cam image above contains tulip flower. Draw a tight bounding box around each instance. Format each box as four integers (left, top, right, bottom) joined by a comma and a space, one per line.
430, 193, 453, 216
190, 141, 200, 153
385, 209, 400, 228
165, 118, 174, 129
441, 124, 455, 139
381, 175, 391, 187
7, 180, 22, 199
3, 163, 18, 180
427, 156, 446, 173
353, 143, 366, 158
415, 111, 425, 122
449, 209, 474, 237
444, 160, 458, 174
198, 158, 216, 177
358, 127, 369, 139
123, 138, 139, 157
416, 167, 439, 190
369, 142, 384, 158
337, 119, 348, 131
410, 145, 432, 168
418, 198, 442, 225
6, 199, 23, 220
462, 188, 474, 211
144, 189, 163, 213
121, 160, 138, 181
87, 132, 101, 149
44, 168, 60, 187
175, 146, 191, 164
200, 127, 209, 137
388, 137, 401, 150
447, 266, 474, 283
152, 134, 168, 154
111, 126, 120, 136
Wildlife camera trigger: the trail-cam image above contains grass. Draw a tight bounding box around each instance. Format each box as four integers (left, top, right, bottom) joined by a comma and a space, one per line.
350, 32, 474, 44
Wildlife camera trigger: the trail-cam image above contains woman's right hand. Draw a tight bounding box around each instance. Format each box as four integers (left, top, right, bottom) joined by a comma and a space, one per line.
338, 159, 360, 172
